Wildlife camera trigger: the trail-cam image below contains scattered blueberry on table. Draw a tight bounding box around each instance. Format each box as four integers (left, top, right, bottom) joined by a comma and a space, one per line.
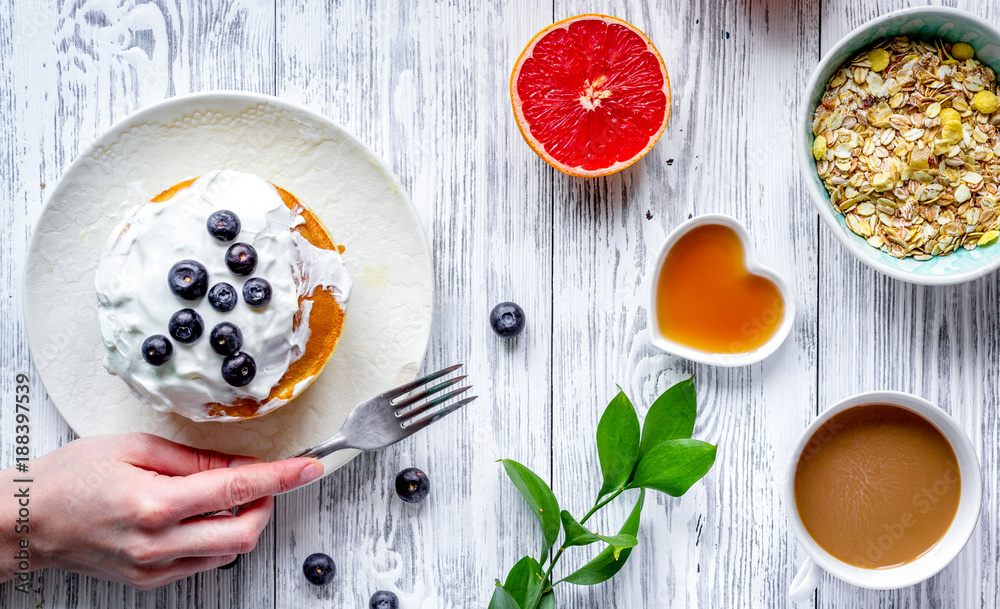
168, 308, 204, 344
210, 322, 243, 356
489, 301, 525, 338
206, 210, 241, 242
242, 277, 272, 308
302, 552, 336, 586
395, 468, 430, 503
168, 259, 209, 300
369, 590, 399, 609
208, 282, 239, 312
221, 352, 256, 387
140, 334, 172, 366
225, 242, 258, 275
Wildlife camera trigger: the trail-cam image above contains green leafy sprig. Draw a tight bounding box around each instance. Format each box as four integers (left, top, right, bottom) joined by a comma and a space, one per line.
489, 377, 716, 608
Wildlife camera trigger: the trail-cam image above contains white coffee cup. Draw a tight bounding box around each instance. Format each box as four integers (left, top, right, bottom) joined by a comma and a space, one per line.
784, 391, 982, 602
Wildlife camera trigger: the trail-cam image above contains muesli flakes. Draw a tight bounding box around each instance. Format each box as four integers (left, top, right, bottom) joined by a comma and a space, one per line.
812, 37, 1000, 258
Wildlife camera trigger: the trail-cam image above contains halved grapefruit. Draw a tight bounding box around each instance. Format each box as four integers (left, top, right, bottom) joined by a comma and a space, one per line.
511, 14, 671, 177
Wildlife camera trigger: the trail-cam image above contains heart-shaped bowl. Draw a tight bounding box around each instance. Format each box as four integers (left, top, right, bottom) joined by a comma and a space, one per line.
797, 6, 1000, 285
647, 214, 796, 367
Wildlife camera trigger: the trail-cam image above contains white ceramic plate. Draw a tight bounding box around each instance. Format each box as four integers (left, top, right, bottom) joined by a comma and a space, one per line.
22, 91, 433, 477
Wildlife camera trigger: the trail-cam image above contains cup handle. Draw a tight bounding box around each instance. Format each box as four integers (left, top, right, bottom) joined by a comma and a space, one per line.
788, 556, 822, 603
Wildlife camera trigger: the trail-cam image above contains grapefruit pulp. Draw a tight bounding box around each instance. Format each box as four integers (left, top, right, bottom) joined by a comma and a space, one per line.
510, 14, 671, 177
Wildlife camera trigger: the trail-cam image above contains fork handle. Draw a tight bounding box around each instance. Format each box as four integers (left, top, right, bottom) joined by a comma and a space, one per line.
288, 433, 353, 460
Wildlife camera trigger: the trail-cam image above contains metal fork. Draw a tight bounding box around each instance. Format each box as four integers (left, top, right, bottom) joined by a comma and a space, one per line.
288, 364, 477, 460
208, 365, 474, 517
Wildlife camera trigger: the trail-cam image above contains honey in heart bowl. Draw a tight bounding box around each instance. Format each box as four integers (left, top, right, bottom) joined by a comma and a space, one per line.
648, 214, 795, 366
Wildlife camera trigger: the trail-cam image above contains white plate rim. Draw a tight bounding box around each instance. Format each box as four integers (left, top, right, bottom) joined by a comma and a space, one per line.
22, 90, 434, 478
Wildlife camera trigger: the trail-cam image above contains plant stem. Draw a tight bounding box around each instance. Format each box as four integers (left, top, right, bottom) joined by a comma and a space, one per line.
536, 488, 627, 599
541, 549, 561, 589
581, 488, 623, 525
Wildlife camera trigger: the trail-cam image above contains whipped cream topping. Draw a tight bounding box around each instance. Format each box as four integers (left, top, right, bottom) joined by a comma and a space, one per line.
95, 170, 352, 421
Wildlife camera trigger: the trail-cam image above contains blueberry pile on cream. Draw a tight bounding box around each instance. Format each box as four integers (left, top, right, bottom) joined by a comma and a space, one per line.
95, 170, 352, 422
152, 213, 271, 384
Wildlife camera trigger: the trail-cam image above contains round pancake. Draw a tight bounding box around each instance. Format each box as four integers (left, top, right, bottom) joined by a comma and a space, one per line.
136, 177, 347, 420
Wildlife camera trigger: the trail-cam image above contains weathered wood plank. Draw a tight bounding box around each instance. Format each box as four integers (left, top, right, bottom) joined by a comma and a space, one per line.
0, 1, 275, 608
549, 0, 819, 607
5, 0, 1000, 607
817, 2, 999, 608
274, 1, 553, 606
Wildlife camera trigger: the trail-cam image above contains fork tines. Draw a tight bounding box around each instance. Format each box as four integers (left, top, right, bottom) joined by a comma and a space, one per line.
401, 395, 478, 433
393, 364, 477, 428
385, 363, 463, 399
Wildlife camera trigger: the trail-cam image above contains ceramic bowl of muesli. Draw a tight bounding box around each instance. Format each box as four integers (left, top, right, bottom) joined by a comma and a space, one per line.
798, 6, 1000, 285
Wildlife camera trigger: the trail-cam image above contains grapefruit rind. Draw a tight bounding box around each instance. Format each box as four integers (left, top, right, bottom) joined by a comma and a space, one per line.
510, 14, 671, 178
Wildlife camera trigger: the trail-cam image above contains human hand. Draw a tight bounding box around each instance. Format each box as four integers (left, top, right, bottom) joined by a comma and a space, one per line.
0, 432, 323, 589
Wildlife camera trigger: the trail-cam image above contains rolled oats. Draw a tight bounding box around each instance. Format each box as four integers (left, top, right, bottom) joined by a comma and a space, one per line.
812, 37, 1000, 258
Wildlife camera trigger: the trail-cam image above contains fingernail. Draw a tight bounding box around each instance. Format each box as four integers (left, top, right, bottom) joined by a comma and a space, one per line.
229, 456, 261, 468
299, 461, 324, 485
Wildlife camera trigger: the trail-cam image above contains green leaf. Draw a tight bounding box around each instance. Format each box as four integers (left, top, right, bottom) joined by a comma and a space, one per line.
560, 511, 637, 559
538, 591, 555, 609
560, 510, 599, 548
489, 586, 521, 609
562, 489, 645, 586
626, 439, 717, 496
638, 377, 696, 461
596, 390, 640, 497
592, 533, 638, 560
500, 459, 561, 563
500, 556, 544, 609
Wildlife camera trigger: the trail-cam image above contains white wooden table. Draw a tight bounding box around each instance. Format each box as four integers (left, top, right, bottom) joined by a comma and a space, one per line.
1, 1, 997, 607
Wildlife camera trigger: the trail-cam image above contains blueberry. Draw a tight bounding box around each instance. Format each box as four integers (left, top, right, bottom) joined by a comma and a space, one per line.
210, 322, 243, 356
168, 309, 204, 344
242, 277, 272, 308
218, 555, 239, 570
207, 210, 241, 242
208, 282, 238, 312
225, 243, 258, 276
168, 260, 209, 300
395, 468, 430, 503
369, 591, 399, 609
302, 553, 336, 586
141, 335, 172, 366
221, 352, 256, 387
489, 302, 525, 338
